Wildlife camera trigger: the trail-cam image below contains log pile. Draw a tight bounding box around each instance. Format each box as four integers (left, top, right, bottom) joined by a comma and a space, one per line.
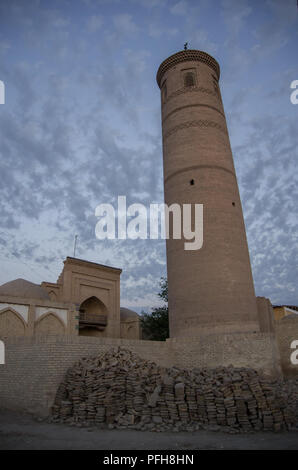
51, 347, 298, 433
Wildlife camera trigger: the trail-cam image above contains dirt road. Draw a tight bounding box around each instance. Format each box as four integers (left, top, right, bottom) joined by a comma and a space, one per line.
0, 410, 297, 450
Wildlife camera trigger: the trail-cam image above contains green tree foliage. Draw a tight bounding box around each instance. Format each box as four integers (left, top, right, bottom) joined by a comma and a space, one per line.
140, 277, 169, 341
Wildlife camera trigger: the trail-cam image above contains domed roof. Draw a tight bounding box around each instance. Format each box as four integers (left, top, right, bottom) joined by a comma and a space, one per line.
0, 278, 50, 300
120, 307, 139, 321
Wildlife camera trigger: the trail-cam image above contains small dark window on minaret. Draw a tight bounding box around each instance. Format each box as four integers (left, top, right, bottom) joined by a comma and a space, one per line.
190, 179, 195, 185
232, 202, 235, 206
184, 72, 195, 87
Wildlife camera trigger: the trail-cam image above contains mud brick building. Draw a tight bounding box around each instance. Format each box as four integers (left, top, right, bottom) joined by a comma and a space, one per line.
0, 49, 297, 416
0, 257, 141, 341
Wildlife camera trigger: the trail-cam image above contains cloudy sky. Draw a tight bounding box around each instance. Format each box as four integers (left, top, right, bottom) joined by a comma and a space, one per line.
0, 0, 297, 312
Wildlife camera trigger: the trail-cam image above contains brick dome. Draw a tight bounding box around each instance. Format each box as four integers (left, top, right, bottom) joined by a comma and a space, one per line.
0, 278, 50, 300
120, 307, 139, 321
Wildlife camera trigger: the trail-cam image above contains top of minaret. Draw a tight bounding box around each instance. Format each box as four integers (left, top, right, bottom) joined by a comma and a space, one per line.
156, 49, 220, 88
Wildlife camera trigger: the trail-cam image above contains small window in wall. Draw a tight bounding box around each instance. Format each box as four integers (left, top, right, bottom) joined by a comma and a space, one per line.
49, 291, 57, 301
184, 72, 195, 87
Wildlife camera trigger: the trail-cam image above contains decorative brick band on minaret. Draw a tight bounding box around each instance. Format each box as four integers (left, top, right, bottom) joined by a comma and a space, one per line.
157, 50, 259, 337
156, 50, 220, 86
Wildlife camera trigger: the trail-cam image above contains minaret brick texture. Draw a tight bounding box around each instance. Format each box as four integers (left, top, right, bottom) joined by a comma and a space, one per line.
157, 50, 259, 337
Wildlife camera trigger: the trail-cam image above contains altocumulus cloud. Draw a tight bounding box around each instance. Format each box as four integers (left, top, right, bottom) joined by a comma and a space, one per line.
0, 0, 297, 310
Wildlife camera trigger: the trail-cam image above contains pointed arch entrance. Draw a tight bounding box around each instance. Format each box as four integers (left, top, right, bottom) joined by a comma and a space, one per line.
79, 296, 108, 336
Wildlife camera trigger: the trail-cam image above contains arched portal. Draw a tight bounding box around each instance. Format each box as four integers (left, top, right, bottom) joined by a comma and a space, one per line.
79, 296, 108, 336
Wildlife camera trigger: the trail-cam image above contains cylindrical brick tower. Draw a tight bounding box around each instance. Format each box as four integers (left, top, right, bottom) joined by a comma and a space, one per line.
156, 50, 259, 338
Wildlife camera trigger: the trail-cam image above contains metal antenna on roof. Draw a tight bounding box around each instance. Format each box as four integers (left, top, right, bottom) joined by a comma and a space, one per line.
73, 234, 78, 258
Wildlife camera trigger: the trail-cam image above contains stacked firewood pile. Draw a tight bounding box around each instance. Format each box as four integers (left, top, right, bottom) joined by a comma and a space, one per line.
51, 347, 298, 433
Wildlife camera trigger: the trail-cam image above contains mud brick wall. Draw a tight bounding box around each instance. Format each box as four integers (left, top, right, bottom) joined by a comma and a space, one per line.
0, 330, 296, 416
0, 336, 168, 415
167, 331, 282, 378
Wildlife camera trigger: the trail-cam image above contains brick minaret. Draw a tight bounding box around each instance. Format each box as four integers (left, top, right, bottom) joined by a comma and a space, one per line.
156, 50, 259, 337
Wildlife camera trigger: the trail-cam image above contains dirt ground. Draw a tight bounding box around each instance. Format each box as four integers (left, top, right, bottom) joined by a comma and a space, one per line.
0, 409, 297, 450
